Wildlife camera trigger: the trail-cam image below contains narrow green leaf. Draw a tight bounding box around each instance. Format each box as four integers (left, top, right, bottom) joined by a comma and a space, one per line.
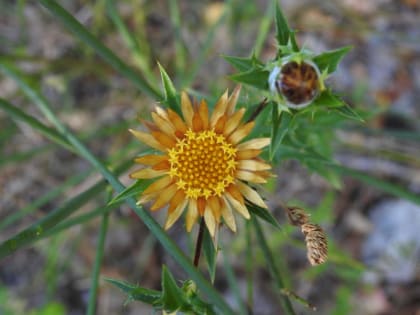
181, 5, 228, 87
247, 202, 282, 229
313, 46, 352, 74
0, 171, 89, 231
105, 0, 155, 82
107, 179, 151, 206
0, 160, 131, 258
203, 227, 217, 283
270, 109, 293, 160
229, 68, 269, 90
0, 97, 73, 152
168, 0, 187, 75
161, 265, 186, 312
222, 251, 248, 315
254, 0, 275, 57
41, 204, 115, 239
335, 104, 364, 121
329, 164, 420, 205
87, 209, 110, 315
38, 0, 162, 99
274, 1, 290, 46
222, 55, 258, 72
105, 278, 161, 304
0, 145, 50, 168
252, 215, 296, 315
158, 62, 181, 114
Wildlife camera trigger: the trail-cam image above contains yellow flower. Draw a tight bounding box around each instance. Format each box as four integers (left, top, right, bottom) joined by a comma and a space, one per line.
130, 86, 271, 236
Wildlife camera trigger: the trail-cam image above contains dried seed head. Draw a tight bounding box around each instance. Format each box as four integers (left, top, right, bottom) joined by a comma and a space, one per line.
268, 59, 322, 109
301, 223, 328, 266
286, 206, 310, 226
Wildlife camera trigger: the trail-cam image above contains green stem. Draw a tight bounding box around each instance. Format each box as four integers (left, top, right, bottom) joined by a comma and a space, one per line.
193, 217, 205, 267
245, 220, 253, 311
87, 207, 110, 315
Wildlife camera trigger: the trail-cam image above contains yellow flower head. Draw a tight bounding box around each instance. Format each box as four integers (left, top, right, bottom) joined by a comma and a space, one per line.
130, 86, 271, 236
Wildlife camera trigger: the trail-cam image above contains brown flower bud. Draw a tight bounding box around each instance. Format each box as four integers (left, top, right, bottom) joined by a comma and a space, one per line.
286, 206, 310, 226
301, 223, 328, 266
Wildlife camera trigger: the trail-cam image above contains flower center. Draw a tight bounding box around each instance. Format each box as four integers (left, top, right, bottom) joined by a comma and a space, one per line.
168, 129, 237, 199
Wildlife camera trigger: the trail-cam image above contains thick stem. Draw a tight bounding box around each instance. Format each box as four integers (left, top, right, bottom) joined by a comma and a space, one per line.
247, 98, 268, 122
193, 217, 206, 267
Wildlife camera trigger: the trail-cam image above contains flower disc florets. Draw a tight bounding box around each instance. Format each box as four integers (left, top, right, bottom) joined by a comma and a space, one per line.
168, 129, 237, 199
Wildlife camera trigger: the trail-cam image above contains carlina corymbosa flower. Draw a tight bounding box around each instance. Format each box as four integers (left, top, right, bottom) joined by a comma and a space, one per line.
129, 86, 272, 236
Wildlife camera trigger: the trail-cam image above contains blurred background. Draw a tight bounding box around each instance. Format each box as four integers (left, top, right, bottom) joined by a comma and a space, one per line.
0, 0, 419, 314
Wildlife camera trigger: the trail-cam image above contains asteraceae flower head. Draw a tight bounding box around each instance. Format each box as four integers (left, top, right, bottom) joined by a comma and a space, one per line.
268, 50, 325, 109
130, 86, 271, 236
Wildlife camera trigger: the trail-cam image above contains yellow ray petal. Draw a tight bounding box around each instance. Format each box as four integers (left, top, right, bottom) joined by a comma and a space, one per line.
237, 160, 271, 171
151, 131, 177, 148
198, 100, 209, 130
167, 190, 186, 214
220, 198, 236, 232
237, 138, 271, 150
152, 160, 170, 171
129, 129, 166, 151
210, 89, 229, 128
224, 193, 250, 219
181, 91, 194, 127
134, 154, 167, 165
143, 175, 173, 195
227, 121, 255, 144
223, 108, 245, 136
154, 106, 169, 119
235, 170, 267, 183
137, 191, 160, 204
226, 184, 245, 205
130, 168, 166, 179
150, 183, 178, 210
208, 196, 222, 222
204, 204, 217, 237
236, 181, 268, 209
236, 149, 261, 160
197, 197, 206, 216
164, 198, 188, 230
226, 85, 241, 115
151, 112, 176, 138
186, 198, 198, 232
214, 115, 227, 134
167, 109, 187, 136
192, 111, 204, 132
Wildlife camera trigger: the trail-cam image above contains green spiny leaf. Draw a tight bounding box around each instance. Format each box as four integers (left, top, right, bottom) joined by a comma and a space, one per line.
105, 278, 162, 305
107, 179, 152, 206
313, 46, 352, 74
334, 104, 364, 121
229, 68, 269, 90
161, 265, 186, 312
274, 1, 290, 47
247, 203, 282, 229
222, 54, 263, 72
312, 90, 344, 108
158, 62, 181, 115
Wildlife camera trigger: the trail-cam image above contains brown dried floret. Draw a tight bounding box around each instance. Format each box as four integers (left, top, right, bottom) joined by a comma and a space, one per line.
285, 206, 310, 226
301, 223, 328, 266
